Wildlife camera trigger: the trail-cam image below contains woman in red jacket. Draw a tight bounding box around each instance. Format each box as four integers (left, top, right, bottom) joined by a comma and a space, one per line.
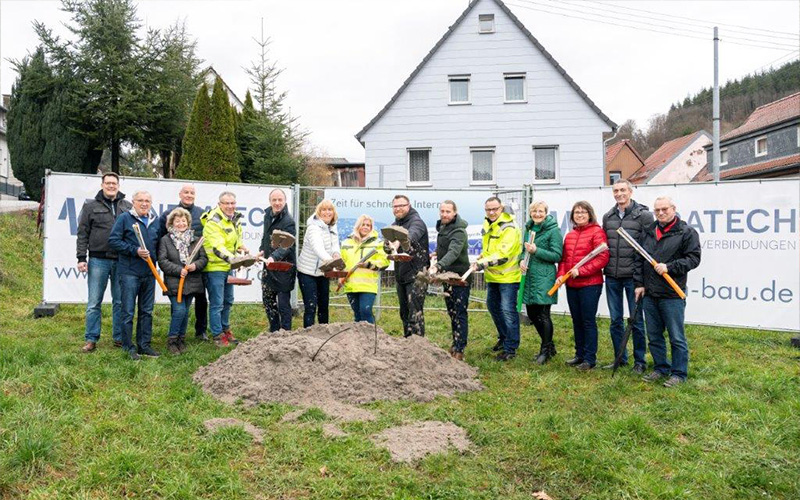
559, 201, 609, 370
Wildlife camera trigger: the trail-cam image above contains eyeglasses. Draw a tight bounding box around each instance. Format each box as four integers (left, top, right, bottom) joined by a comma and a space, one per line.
485, 206, 501, 213
572, 210, 588, 215
654, 207, 674, 213
392, 204, 409, 209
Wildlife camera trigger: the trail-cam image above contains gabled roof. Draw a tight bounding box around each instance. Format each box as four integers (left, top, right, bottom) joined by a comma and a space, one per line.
355, 0, 616, 143
606, 139, 645, 166
629, 130, 711, 184
721, 92, 800, 142
692, 153, 800, 182
201, 66, 245, 110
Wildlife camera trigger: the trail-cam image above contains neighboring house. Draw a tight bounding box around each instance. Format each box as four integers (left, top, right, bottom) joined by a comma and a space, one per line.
605, 139, 645, 185
629, 131, 711, 185
0, 96, 24, 198
355, 0, 615, 189
321, 157, 366, 187
201, 66, 244, 112
693, 92, 800, 182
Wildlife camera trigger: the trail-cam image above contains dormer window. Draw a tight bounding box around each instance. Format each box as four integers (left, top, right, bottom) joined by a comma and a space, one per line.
479, 14, 495, 33
755, 136, 767, 157
448, 75, 470, 105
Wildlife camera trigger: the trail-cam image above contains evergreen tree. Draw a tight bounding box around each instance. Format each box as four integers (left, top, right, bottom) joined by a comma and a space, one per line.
176, 83, 212, 180
208, 77, 240, 182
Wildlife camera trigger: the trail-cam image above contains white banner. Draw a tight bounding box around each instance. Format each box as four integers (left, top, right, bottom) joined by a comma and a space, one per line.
42, 172, 292, 304
535, 180, 799, 331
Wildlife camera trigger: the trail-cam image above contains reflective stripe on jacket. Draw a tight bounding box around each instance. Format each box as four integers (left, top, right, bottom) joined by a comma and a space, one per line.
340, 230, 390, 294
201, 206, 244, 273
481, 211, 522, 284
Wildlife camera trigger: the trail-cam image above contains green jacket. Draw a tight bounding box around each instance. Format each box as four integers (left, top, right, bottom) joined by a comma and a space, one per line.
435, 214, 470, 277
201, 206, 244, 273
520, 215, 563, 305
480, 211, 521, 284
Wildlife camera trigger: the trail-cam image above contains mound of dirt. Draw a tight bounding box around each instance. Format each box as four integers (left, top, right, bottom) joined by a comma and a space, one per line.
370, 421, 472, 462
193, 323, 483, 409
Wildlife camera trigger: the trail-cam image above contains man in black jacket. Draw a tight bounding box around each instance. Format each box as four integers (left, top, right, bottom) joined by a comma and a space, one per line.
158, 184, 209, 340
390, 195, 430, 337
634, 196, 701, 388
76, 172, 132, 353
260, 188, 296, 332
434, 200, 471, 359
602, 179, 654, 373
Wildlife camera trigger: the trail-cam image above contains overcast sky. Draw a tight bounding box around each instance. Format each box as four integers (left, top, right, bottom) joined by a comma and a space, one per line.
2, 0, 798, 162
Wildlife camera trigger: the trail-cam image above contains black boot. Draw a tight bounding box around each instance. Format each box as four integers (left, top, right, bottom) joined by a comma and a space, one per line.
177, 337, 187, 354
167, 337, 180, 355
535, 343, 556, 365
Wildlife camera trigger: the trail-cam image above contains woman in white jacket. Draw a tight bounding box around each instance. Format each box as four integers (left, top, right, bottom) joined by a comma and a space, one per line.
297, 199, 341, 327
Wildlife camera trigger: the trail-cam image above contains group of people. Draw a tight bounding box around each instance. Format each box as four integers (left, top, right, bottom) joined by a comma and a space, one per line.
77, 174, 702, 387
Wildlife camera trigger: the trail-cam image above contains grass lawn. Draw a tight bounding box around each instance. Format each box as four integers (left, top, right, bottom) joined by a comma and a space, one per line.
1, 210, 798, 499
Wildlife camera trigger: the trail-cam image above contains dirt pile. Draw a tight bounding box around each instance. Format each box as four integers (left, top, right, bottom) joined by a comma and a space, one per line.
370, 421, 472, 462
193, 323, 483, 408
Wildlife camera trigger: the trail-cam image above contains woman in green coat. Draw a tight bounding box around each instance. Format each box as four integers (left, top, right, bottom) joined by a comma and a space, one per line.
520, 200, 564, 364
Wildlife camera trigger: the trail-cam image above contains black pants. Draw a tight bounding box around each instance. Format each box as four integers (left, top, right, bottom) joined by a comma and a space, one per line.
526, 304, 554, 353
444, 283, 469, 351
397, 280, 426, 337
297, 272, 330, 328
262, 283, 292, 332
193, 274, 209, 335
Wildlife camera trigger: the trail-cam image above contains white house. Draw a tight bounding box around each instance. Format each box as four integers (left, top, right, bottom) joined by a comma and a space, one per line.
355, 0, 615, 189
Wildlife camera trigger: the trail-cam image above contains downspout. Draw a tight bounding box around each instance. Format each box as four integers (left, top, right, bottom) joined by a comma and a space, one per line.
603, 127, 619, 185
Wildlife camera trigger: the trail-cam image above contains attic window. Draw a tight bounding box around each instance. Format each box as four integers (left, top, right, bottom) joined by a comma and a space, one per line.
479, 14, 495, 33
755, 136, 767, 157
449, 75, 470, 104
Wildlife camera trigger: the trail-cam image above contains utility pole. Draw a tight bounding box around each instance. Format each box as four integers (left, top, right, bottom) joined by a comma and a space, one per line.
712, 27, 721, 182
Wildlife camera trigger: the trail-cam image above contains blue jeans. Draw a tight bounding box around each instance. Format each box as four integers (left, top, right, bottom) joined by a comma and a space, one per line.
298, 272, 330, 328
262, 284, 292, 332
643, 296, 689, 379
167, 295, 195, 338
566, 284, 603, 365
84, 258, 123, 343
605, 277, 646, 366
486, 282, 520, 354
206, 271, 234, 337
347, 292, 376, 324
444, 284, 470, 352
119, 273, 155, 353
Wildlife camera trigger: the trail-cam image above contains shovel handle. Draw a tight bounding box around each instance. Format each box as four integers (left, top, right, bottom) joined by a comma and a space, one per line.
146, 256, 168, 292
547, 274, 569, 296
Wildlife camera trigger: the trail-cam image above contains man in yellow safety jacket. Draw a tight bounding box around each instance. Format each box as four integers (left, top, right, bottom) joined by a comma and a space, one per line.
474, 196, 522, 361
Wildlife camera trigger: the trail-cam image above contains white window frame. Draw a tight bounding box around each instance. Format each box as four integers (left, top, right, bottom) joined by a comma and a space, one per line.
504, 73, 527, 103
720, 147, 728, 166
796, 125, 799, 147
532, 145, 560, 184
478, 14, 495, 34
754, 136, 768, 157
609, 171, 622, 185
448, 75, 471, 105
470, 147, 496, 186
407, 148, 432, 187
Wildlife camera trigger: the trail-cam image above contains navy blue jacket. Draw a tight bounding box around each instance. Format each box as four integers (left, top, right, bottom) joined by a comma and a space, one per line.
109, 210, 161, 277
157, 202, 206, 240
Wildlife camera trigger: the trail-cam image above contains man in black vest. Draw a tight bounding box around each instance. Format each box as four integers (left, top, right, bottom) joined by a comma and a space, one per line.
76, 172, 132, 352
260, 188, 296, 332
389, 194, 430, 337
158, 184, 209, 340
601, 179, 654, 372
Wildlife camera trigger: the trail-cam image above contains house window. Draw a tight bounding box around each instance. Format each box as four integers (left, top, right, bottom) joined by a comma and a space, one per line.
408, 148, 431, 185
609, 171, 622, 185
479, 14, 495, 33
471, 148, 495, 184
755, 136, 767, 157
796, 126, 799, 147
504, 73, 526, 103
533, 146, 559, 183
449, 75, 470, 104
720, 148, 728, 166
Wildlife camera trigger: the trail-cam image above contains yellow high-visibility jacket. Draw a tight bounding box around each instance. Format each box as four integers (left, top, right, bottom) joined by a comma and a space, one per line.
480, 211, 522, 284
201, 206, 244, 273
340, 230, 390, 294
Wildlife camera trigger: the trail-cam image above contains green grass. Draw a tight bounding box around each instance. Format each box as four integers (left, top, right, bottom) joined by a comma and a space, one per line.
1, 210, 799, 499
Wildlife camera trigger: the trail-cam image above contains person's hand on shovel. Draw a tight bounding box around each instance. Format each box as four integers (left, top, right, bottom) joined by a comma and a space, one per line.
137, 247, 150, 260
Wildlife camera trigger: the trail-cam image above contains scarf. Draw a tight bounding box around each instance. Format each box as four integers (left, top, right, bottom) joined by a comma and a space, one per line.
169, 228, 194, 264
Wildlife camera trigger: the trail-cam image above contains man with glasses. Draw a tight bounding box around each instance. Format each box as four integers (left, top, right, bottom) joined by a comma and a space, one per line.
76, 172, 132, 353
634, 197, 701, 388
109, 191, 161, 360
601, 179, 653, 373
473, 197, 522, 361
389, 194, 430, 337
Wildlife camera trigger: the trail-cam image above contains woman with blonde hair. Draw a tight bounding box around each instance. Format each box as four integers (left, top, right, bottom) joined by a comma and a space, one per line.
297, 199, 341, 327
339, 214, 389, 324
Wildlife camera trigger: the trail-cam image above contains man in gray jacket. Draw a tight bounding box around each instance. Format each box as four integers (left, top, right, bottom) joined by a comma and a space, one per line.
601, 179, 654, 372
76, 172, 132, 352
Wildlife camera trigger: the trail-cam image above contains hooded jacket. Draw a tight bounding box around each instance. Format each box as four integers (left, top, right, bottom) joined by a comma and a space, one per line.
602, 200, 654, 279
520, 214, 563, 305
259, 205, 297, 293
340, 230, 390, 294
201, 206, 244, 273
435, 214, 470, 279
297, 215, 340, 277
393, 207, 430, 285
76, 190, 132, 262
480, 211, 522, 284
558, 222, 609, 288
108, 209, 160, 277
634, 217, 701, 299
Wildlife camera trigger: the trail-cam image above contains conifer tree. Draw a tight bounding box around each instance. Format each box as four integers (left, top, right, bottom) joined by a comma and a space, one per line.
208, 77, 240, 182
176, 82, 212, 180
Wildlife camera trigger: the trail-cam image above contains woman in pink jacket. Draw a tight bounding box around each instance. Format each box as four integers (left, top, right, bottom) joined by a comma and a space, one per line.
558, 201, 609, 371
